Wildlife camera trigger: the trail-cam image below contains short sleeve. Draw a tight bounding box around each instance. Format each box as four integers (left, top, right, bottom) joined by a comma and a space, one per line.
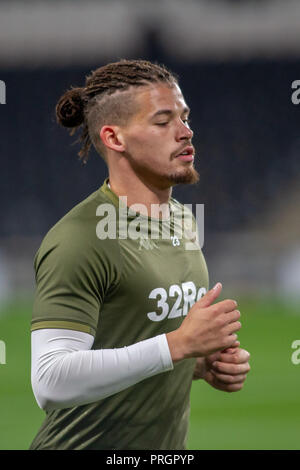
31, 221, 119, 336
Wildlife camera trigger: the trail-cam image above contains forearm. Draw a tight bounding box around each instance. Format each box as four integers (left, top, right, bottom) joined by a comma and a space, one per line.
166, 330, 206, 380
31, 329, 173, 411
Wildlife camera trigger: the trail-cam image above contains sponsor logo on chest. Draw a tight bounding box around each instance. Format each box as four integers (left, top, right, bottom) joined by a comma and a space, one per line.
147, 282, 207, 322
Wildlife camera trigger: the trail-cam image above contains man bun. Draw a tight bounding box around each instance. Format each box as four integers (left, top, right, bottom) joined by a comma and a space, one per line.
55, 87, 84, 128
55, 60, 177, 162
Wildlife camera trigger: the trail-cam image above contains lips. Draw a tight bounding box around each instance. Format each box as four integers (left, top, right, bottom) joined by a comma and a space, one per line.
175, 145, 194, 161
175, 146, 194, 157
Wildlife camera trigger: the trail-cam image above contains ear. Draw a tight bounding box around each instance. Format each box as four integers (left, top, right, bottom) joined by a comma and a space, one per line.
99, 125, 125, 153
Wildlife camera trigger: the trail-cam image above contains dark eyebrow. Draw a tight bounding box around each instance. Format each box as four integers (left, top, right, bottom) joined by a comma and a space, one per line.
151, 106, 190, 119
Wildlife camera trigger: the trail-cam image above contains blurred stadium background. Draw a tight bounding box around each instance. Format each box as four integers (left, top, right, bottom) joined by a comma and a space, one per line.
0, 0, 299, 450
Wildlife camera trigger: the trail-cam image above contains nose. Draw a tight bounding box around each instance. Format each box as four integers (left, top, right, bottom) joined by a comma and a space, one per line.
176, 120, 193, 142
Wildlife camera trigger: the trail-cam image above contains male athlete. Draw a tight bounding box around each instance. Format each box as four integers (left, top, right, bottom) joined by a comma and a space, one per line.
30, 59, 250, 450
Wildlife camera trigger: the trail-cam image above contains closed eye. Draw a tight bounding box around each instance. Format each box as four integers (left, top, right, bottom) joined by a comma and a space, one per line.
155, 118, 191, 126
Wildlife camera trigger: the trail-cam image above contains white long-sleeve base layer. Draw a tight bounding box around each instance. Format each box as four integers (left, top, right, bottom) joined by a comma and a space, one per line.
31, 329, 174, 411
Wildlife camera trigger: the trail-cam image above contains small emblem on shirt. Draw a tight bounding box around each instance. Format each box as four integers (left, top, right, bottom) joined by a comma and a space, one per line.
171, 235, 180, 247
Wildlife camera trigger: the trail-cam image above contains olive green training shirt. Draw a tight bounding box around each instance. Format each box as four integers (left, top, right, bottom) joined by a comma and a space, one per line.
30, 178, 209, 450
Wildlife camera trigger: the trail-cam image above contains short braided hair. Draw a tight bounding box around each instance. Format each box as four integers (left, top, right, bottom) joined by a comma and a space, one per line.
55, 59, 178, 163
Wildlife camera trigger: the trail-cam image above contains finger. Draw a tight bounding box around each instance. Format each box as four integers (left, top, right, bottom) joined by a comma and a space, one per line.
217, 382, 245, 392
224, 310, 241, 325
206, 351, 222, 364
219, 349, 250, 365
221, 334, 239, 350
224, 383, 245, 392
223, 321, 242, 336
211, 360, 251, 375
222, 340, 240, 354
211, 298, 238, 314
206, 372, 245, 392
196, 282, 223, 308
210, 371, 247, 384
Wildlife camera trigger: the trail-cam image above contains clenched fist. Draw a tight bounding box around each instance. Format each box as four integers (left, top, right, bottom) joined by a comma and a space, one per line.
166, 283, 241, 363
193, 341, 251, 392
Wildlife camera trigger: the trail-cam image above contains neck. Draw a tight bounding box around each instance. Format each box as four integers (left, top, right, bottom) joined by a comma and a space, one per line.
108, 168, 172, 220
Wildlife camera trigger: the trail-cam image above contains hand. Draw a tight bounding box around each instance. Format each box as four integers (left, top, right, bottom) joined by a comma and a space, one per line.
199, 341, 251, 392
166, 283, 241, 363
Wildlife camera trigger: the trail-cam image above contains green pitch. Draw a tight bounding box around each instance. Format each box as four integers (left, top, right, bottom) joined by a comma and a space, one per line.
0, 297, 299, 450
